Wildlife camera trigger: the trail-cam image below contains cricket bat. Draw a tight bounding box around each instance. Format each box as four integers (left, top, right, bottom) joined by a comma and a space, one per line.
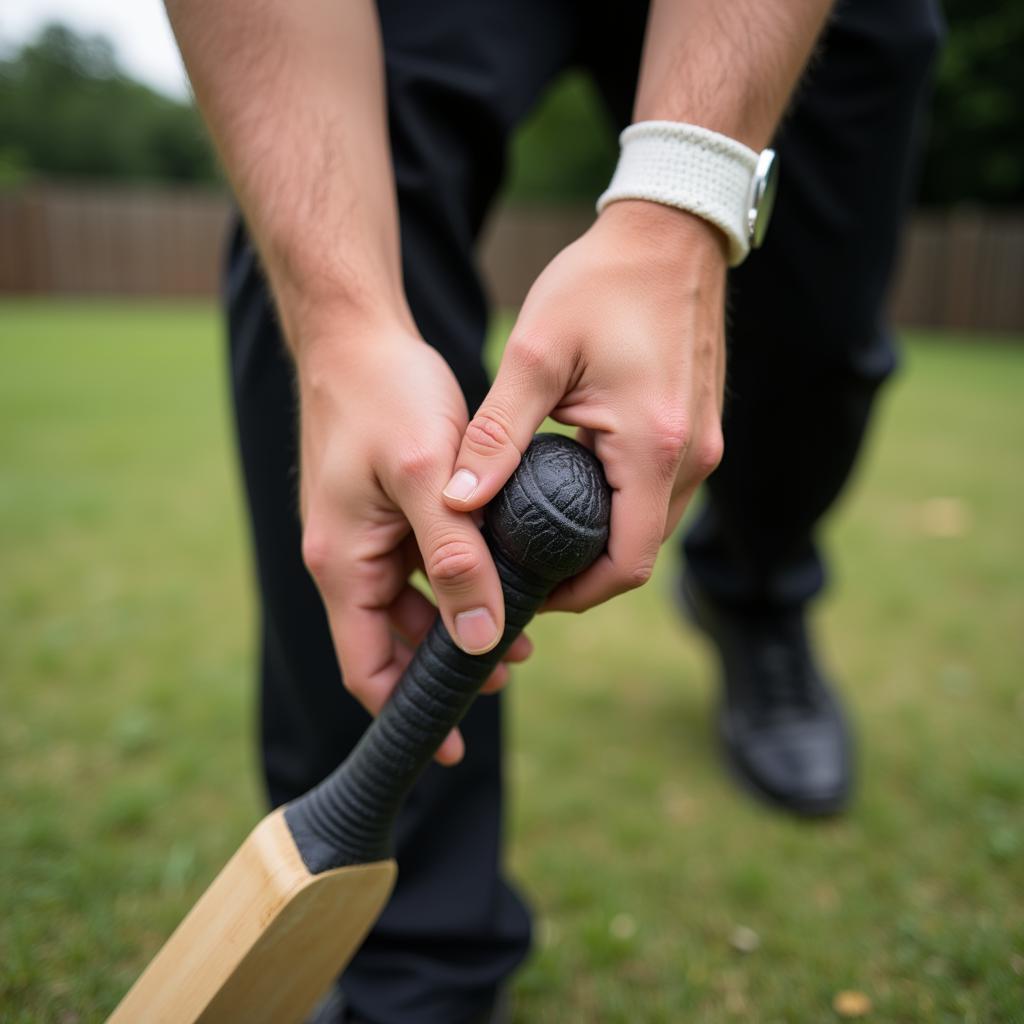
108, 433, 610, 1024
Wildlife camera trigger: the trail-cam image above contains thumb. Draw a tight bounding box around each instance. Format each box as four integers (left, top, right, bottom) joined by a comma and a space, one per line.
405, 496, 506, 656
442, 343, 562, 511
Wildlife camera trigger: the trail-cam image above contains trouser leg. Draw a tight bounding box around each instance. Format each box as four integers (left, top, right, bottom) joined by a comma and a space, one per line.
225, 2, 582, 1021
682, 0, 945, 610
586, 0, 943, 611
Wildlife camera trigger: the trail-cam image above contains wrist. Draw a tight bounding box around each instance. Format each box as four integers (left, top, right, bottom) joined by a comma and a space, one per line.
290, 304, 420, 386
593, 200, 729, 276
251, 217, 412, 357
269, 254, 417, 363
287, 293, 414, 356
596, 120, 777, 266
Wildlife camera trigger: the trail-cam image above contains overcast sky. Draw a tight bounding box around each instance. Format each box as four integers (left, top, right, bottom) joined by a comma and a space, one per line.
1, 0, 189, 98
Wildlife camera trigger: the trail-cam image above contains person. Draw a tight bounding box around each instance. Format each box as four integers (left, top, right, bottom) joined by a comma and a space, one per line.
164, 0, 942, 1020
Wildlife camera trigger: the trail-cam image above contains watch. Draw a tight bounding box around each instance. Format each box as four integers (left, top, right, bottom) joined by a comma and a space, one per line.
596, 121, 779, 266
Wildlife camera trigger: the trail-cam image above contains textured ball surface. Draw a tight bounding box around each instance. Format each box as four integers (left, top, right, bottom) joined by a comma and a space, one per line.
484, 433, 611, 582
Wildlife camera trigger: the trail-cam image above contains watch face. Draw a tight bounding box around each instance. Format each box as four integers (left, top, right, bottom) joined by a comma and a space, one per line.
747, 148, 778, 249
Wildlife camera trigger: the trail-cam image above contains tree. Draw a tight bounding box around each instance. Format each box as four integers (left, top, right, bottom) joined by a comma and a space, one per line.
2, 13, 1020, 206
503, 74, 617, 205
918, 0, 1024, 206
505, 5, 1024, 208
0, 23, 217, 186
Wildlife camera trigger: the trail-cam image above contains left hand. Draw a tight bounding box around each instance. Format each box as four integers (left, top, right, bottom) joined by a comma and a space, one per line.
442, 200, 728, 612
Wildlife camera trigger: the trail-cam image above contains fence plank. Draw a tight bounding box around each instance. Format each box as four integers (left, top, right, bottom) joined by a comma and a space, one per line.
0, 185, 1021, 334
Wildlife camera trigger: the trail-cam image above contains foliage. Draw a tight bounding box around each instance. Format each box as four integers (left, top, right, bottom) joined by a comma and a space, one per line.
1, 10, 1022, 203
0, 24, 217, 186
503, 74, 616, 205
504, 2, 1024, 208
918, 0, 1024, 205
1, 301, 1022, 1021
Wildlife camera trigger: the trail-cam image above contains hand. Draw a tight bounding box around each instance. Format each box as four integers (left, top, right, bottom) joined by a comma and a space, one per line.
442, 201, 727, 611
296, 317, 531, 765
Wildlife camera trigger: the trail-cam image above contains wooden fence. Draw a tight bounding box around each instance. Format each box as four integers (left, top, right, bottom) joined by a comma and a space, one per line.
1, 184, 1022, 333
894, 208, 1024, 334
0, 185, 228, 297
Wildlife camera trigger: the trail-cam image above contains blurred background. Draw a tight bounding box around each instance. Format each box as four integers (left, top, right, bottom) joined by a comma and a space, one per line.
1, 2, 1021, 1022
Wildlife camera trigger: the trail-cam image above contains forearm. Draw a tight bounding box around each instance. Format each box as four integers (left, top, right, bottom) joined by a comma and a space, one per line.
599, 0, 834, 266
447, 2, 836, 612
635, 0, 834, 149
164, 0, 408, 349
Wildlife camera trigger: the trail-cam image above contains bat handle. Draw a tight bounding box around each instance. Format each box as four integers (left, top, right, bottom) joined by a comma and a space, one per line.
285, 434, 611, 873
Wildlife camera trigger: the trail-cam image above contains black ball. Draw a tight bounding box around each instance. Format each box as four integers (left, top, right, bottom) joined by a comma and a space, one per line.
484, 433, 611, 583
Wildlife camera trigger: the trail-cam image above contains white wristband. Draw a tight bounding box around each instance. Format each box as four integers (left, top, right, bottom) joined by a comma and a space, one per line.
596, 121, 776, 266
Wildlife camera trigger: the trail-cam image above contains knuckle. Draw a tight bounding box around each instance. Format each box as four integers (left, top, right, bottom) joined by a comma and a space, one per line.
648, 407, 691, 466
301, 525, 332, 579
623, 560, 656, 590
507, 332, 550, 374
693, 429, 725, 478
426, 538, 481, 589
395, 444, 438, 482
465, 409, 516, 459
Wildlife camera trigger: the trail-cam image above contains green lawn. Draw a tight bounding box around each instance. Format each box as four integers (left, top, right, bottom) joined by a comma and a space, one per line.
1, 300, 1022, 1023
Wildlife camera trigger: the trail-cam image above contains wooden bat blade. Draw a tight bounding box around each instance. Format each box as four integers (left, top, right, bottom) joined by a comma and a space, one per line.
108, 436, 610, 1019
108, 809, 396, 1024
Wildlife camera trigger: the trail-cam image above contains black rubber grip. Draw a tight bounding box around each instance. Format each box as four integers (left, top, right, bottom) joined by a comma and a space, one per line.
284, 434, 611, 873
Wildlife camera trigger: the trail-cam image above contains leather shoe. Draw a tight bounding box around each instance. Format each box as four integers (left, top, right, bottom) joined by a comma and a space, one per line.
678, 573, 853, 816
309, 983, 510, 1024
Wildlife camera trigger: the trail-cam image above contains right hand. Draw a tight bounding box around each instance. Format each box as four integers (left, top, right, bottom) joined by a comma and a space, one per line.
295, 316, 530, 766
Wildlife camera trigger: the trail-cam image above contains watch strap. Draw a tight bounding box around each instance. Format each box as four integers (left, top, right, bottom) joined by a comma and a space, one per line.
596, 121, 763, 266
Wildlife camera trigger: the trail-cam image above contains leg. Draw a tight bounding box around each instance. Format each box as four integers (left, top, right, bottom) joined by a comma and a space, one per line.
586, 0, 943, 813
677, 0, 944, 813
589, 0, 944, 606
226, 3, 582, 1021
685, 0, 945, 609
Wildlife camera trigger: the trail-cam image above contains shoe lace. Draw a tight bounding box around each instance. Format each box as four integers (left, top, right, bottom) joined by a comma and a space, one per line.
751, 619, 818, 723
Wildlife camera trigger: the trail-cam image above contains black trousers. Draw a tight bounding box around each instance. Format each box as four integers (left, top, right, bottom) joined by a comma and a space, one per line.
225, 1, 942, 1020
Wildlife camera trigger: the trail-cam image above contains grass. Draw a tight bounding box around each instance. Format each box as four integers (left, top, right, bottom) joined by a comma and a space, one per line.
1, 299, 1022, 1023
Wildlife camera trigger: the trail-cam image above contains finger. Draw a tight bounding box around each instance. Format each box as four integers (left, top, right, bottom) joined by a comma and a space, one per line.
332, 602, 408, 715
388, 583, 439, 646
388, 618, 467, 767
663, 489, 695, 542
387, 623, 507, 764
337, 607, 464, 766
442, 337, 566, 511
480, 662, 511, 695
308, 530, 467, 766
544, 455, 671, 613
437, 728, 465, 765
662, 420, 724, 541
578, 423, 696, 545
396, 466, 506, 657
303, 509, 408, 713
390, 585, 532, 665
504, 631, 533, 663
390, 624, 513, 697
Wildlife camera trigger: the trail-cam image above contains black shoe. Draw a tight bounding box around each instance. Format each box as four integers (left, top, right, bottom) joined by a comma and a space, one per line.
309, 984, 510, 1024
678, 573, 853, 817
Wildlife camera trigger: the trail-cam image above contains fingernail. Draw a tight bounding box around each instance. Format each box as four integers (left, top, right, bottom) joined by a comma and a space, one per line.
443, 469, 479, 503
454, 607, 498, 653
